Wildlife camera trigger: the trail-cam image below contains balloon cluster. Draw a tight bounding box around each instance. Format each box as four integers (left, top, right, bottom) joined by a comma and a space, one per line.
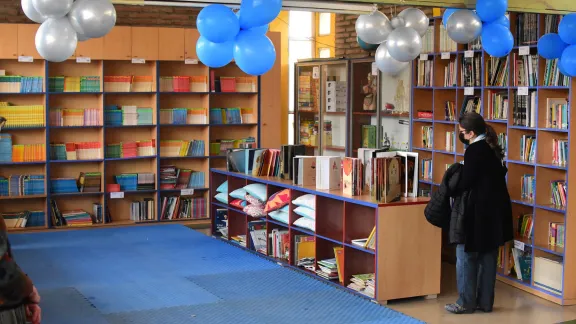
355, 8, 429, 76
444, 0, 513, 58
537, 13, 576, 77
22, 0, 116, 62
196, 0, 280, 76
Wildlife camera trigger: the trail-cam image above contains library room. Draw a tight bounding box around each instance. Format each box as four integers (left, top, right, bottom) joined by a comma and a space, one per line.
1, 0, 576, 323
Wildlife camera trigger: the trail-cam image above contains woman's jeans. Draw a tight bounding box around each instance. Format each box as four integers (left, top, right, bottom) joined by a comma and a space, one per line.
456, 244, 499, 310
0, 304, 27, 324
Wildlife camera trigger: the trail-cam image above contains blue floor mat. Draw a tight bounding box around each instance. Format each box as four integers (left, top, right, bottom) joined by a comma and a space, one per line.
10, 225, 424, 324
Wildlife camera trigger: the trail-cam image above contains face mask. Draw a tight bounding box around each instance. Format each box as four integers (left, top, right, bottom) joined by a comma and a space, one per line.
458, 132, 469, 145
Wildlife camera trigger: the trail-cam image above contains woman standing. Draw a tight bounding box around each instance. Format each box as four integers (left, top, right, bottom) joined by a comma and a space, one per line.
445, 112, 513, 314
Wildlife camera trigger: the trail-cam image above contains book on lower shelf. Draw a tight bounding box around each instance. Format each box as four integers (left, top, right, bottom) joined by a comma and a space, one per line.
0, 175, 45, 196
347, 273, 375, 298
294, 235, 315, 270
160, 196, 206, 220
460, 96, 481, 114
421, 126, 432, 148
269, 228, 289, 261
51, 200, 104, 227
520, 135, 536, 162
159, 165, 205, 189
516, 213, 533, 239
316, 257, 338, 280
213, 208, 228, 238
513, 91, 536, 127
548, 222, 565, 248
2, 210, 45, 228
248, 220, 267, 254
130, 198, 155, 221
486, 91, 508, 120
507, 246, 532, 282
546, 98, 568, 129
550, 180, 566, 209
421, 158, 432, 181
521, 174, 534, 202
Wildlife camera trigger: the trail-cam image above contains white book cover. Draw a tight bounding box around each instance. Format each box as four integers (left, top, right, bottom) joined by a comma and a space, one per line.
316, 156, 341, 190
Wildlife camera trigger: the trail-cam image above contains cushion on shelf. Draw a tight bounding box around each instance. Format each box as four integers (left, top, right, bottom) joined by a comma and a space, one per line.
293, 217, 315, 232
230, 199, 247, 209
293, 206, 315, 220
279, 205, 289, 213
229, 188, 247, 200
214, 192, 228, 204
292, 194, 315, 210
268, 210, 289, 224
245, 194, 264, 206
243, 183, 267, 202
263, 189, 290, 213
243, 204, 266, 218
216, 181, 228, 193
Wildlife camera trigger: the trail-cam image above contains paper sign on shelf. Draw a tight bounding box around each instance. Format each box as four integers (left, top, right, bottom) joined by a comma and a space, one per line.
441, 52, 450, 60
519, 46, 530, 56
110, 192, 124, 199
185, 59, 198, 65
514, 240, 525, 252
312, 66, 320, 79
518, 87, 529, 96
76, 57, 91, 63
371, 62, 378, 76
464, 87, 474, 95
131, 58, 146, 64
464, 50, 474, 58
181, 189, 195, 195
18, 56, 33, 63
419, 54, 428, 61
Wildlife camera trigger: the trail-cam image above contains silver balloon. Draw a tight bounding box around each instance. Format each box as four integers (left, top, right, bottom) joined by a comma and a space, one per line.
386, 27, 422, 62
355, 11, 393, 45
35, 18, 78, 62
68, 0, 117, 39
446, 10, 482, 44
31, 0, 73, 19
375, 42, 409, 76
21, 0, 46, 24
398, 8, 429, 37
391, 17, 405, 29
77, 32, 91, 42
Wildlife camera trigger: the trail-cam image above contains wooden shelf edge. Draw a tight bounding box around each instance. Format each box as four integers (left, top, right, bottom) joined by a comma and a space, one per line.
496, 275, 564, 305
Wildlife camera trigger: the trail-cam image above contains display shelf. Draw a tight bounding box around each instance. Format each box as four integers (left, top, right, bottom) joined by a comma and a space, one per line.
410, 13, 576, 305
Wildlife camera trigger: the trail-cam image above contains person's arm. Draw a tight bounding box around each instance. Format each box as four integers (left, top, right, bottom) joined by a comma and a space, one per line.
458, 144, 482, 190
0, 231, 34, 305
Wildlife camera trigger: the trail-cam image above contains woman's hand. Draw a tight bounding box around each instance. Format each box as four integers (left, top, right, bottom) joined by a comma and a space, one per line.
26, 304, 41, 324
28, 285, 40, 304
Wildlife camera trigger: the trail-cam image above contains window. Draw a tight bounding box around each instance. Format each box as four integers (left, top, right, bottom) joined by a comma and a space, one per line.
319, 48, 331, 58
318, 13, 331, 35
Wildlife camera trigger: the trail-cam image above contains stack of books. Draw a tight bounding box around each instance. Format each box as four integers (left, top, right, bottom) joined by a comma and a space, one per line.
11, 144, 46, 162
159, 108, 207, 125
104, 105, 154, 126
50, 178, 80, 194
130, 198, 155, 221
0, 76, 43, 93
231, 235, 246, 246
160, 197, 206, 220
114, 173, 155, 191
316, 258, 338, 280
48, 76, 100, 92
0, 104, 45, 128
62, 210, 94, 227
51, 108, 101, 127
0, 134, 12, 161
0, 175, 45, 196
50, 142, 102, 160
105, 140, 156, 158
78, 172, 101, 192
159, 140, 205, 157
210, 108, 243, 124
347, 274, 375, 298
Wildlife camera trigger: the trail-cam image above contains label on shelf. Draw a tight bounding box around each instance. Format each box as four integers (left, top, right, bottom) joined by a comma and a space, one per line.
110, 192, 124, 199
371, 62, 378, 76
519, 46, 530, 56
464, 50, 474, 58
441, 52, 450, 60
518, 86, 529, 96
131, 58, 146, 64
419, 54, 429, 61
181, 188, 195, 195
18, 56, 33, 63
185, 58, 198, 65
76, 57, 91, 64
514, 240, 525, 252
464, 87, 474, 95
312, 66, 320, 79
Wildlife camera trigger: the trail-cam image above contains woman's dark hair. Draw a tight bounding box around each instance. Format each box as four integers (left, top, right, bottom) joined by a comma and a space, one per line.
459, 112, 504, 160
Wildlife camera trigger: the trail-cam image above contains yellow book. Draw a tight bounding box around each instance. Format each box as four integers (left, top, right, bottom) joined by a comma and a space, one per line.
334, 247, 344, 284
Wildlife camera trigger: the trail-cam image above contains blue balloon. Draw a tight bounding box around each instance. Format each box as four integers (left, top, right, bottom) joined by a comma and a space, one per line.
560, 45, 576, 77
234, 30, 276, 76
476, 0, 508, 23
559, 13, 576, 45
197, 4, 239, 43
538, 33, 568, 60
558, 58, 571, 77
481, 23, 513, 57
443, 8, 458, 27
357, 37, 378, 51
196, 36, 234, 68
489, 15, 510, 29
248, 24, 269, 35
238, 0, 281, 30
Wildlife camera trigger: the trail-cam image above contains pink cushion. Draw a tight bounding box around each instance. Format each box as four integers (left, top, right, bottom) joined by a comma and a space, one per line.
264, 189, 290, 213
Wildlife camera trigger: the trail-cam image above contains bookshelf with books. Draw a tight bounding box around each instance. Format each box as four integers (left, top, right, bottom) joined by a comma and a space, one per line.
0, 25, 279, 232
210, 168, 440, 304
410, 13, 576, 305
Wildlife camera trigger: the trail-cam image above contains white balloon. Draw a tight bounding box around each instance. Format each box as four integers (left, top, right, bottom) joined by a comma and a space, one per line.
35, 18, 78, 62
77, 32, 91, 42
32, 0, 73, 19
398, 8, 430, 37
21, 0, 46, 23
387, 27, 423, 62
375, 42, 409, 76
355, 11, 393, 45
68, 0, 117, 39
391, 17, 405, 29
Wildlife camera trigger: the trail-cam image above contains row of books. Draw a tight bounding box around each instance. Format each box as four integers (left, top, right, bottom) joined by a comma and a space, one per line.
546, 98, 569, 130
520, 135, 536, 162
486, 91, 508, 120
114, 173, 155, 191
105, 106, 153, 126
444, 101, 456, 121
549, 222, 565, 248
416, 60, 433, 88
350, 227, 376, 250
516, 213, 533, 239
521, 174, 535, 202
0, 175, 45, 196
508, 246, 532, 282
461, 56, 481, 87
160, 108, 207, 125
444, 60, 456, 88
512, 54, 538, 87
0, 136, 46, 162
515, 13, 538, 46
347, 273, 375, 298
50, 108, 101, 127
50, 142, 102, 160
0, 103, 45, 128
160, 196, 207, 220
0, 76, 43, 93
422, 158, 432, 180
103, 76, 154, 92
209, 137, 256, 156
461, 96, 481, 114
106, 140, 156, 158
543, 59, 570, 87
226, 148, 281, 177
213, 75, 257, 93
50, 200, 106, 227
159, 76, 208, 93
421, 126, 433, 149
550, 180, 566, 208
486, 56, 509, 87
552, 139, 568, 166
498, 133, 508, 156
210, 108, 253, 124
342, 157, 363, 196
48, 76, 100, 93
160, 140, 205, 157
445, 131, 454, 152
1, 211, 45, 228
439, 24, 457, 52
421, 25, 435, 54
130, 199, 155, 221
159, 166, 205, 189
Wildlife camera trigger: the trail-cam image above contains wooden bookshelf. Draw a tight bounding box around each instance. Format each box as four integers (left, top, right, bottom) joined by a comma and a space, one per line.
410, 13, 576, 305
0, 25, 281, 232
210, 168, 440, 304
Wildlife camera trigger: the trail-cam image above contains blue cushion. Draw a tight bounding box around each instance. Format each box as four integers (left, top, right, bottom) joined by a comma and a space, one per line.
216, 181, 228, 193
294, 206, 315, 220
268, 210, 289, 224
293, 217, 315, 232
279, 205, 289, 213
229, 188, 247, 200
214, 192, 228, 204
292, 194, 315, 210
243, 183, 267, 202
